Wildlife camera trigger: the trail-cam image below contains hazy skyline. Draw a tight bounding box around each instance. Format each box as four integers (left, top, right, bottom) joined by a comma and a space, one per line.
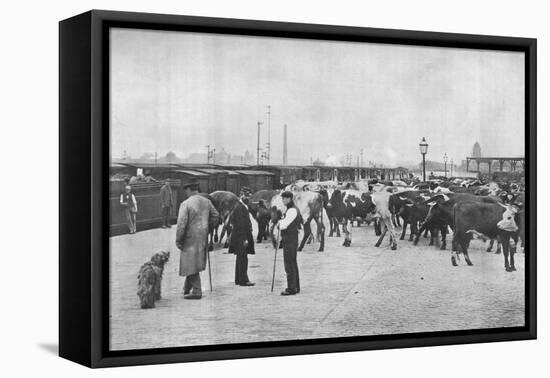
110, 28, 525, 167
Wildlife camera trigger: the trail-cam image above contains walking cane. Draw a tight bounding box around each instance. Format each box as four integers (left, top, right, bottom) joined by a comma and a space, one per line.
271, 228, 280, 292
207, 248, 213, 292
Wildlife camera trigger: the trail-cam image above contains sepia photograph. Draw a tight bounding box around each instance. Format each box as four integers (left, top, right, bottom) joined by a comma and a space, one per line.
108, 27, 526, 351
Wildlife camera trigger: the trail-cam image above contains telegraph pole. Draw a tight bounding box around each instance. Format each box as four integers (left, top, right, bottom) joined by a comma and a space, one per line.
266, 105, 271, 164
256, 122, 263, 166
206, 145, 215, 164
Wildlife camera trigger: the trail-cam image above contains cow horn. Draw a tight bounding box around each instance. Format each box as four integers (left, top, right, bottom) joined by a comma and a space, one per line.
499, 203, 518, 213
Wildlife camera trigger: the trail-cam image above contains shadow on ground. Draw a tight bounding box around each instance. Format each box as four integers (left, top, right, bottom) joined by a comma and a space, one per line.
38, 343, 58, 355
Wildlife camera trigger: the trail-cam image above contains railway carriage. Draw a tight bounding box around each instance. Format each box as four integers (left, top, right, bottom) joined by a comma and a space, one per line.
235, 170, 275, 192
251, 165, 304, 189
167, 169, 211, 201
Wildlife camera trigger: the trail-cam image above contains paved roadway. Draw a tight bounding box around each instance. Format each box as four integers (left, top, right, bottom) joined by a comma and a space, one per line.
109, 219, 525, 351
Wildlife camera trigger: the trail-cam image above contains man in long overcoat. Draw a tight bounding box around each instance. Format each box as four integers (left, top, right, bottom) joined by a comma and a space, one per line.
228, 200, 255, 286
176, 182, 220, 299
159, 180, 174, 228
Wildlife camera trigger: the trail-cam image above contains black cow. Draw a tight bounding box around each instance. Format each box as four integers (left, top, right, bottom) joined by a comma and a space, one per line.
345, 190, 375, 227
390, 190, 429, 236
401, 199, 448, 248
247, 200, 271, 243
452, 201, 520, 271
327, 189, 354, 246
414, 193, 500, 250
318, 189, 340, 237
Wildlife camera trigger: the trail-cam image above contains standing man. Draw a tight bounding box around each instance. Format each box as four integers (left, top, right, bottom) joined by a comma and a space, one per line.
120, 185, 138, 234
277, 191, 301, 296
159, 180, 174, 228
228, 200, 255, 286
176, 181, 220, 300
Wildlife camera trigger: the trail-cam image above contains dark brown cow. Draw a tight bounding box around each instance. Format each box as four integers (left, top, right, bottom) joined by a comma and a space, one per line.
414, 193, 499, 249
326, 189, 354, 246
209, 191, 240, 248
246, 189, 279, 243
452, 201, 520, 271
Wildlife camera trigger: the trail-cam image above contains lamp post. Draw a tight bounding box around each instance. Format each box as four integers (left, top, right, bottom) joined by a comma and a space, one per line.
419, 137, 428, 182
443, 152, 448, 178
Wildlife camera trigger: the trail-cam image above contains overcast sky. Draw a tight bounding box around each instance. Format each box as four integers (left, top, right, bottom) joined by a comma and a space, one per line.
110, 28, 525, 166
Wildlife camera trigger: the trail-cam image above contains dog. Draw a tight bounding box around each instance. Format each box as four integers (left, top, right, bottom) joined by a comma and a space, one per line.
137, 251, 170, 309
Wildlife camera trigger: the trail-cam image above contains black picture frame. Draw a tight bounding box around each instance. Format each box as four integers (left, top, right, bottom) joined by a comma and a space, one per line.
59, 9, 537, 368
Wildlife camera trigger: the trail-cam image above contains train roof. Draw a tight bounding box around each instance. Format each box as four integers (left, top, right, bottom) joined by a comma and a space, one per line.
250, 165, 304, 170
171, 169, 209, 176
191, 168, 237, 175
214, 163, 252, 169
110, 163, 129, 168
234, 170, 274, 176
174, 163, 218, 169
114, 162, 179, 169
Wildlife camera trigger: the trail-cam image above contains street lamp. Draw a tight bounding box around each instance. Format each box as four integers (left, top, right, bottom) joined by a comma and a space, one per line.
419, 137, 428, 182
443, 152, 448, 178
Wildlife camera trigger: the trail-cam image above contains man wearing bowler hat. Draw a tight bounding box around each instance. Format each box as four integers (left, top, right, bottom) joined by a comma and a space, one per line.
277, 191, 302, 296
176, 180, 219, 299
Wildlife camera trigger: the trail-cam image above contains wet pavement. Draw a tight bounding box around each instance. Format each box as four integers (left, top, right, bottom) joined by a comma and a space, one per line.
109, 219, 525, 351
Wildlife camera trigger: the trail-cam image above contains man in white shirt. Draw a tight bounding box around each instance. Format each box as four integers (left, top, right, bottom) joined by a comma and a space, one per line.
120, 185, 138, 234
278, 191, 301, 296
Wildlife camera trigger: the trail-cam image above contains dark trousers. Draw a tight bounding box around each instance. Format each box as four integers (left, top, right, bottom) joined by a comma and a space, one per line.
282, 232, 300, 293
235, 248, 250, 285
161, 206, 171, 227
183, 273, 202, 295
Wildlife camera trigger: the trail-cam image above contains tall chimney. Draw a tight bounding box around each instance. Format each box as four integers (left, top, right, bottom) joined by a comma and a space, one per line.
283, 124, 288, 165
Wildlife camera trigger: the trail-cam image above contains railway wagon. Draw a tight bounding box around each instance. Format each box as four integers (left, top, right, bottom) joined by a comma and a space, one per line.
301, 166, 341, 182
337, 167, 356, 182
223, 170, 242, 194
235, 170, 275, 192
301, 166, 320, 181
192, 168, 230, 192
166, 169, 211, 205
109, 179, 180, 236
250, 165, 304, 189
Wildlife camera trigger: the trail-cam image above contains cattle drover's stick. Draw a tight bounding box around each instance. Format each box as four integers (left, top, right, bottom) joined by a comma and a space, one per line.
207, 248, 213, 292
271, 228, 281, 292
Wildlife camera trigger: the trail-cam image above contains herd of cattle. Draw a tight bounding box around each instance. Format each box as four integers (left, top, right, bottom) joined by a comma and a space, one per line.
200, 178, 526, 273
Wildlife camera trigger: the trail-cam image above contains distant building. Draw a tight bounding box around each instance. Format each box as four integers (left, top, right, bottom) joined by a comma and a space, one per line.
243, 150, 255, 164
472, 141, 482, 158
